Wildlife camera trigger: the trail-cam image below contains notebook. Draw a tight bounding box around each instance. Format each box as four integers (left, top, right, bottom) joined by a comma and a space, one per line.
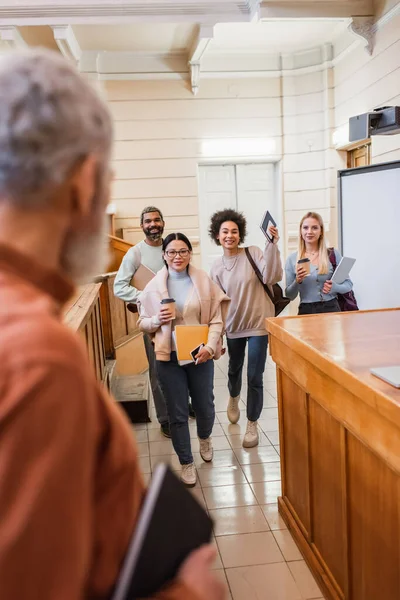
260, 211, 277, 243
130, 264, 155, 291
111, 463, 213, 600
174, 325, 209, 361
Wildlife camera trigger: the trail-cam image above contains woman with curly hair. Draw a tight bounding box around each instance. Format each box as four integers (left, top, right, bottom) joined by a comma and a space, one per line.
209, 209, 283, 448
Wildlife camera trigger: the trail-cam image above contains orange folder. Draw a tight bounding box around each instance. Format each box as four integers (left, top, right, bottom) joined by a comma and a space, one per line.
174, 325, 209, 361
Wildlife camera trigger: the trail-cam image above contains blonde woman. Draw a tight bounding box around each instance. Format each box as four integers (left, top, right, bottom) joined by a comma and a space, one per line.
285, 212, 353, 315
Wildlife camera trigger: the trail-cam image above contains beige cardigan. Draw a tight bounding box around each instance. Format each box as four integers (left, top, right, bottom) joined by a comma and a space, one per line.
138, 265, 230, 361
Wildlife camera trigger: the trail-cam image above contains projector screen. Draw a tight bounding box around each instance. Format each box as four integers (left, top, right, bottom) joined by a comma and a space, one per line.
339, 161, 400, 310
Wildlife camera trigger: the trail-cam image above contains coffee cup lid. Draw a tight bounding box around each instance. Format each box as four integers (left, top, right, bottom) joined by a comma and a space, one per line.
297, 258, 310, 264
161, 298, 175, 304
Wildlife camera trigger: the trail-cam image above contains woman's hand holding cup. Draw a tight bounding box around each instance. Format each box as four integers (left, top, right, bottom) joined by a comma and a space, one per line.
296, 258, 310, 284
296, 266, 307, 284
158, 306, 174, 324
158, 298, 176, 323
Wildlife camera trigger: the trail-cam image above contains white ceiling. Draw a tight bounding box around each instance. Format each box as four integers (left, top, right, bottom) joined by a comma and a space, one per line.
71, 19, 348, 54
73, 23, 196, 53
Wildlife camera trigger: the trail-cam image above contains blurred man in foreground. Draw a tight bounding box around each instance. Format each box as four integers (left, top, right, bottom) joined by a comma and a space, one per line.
0, 48, 225, 600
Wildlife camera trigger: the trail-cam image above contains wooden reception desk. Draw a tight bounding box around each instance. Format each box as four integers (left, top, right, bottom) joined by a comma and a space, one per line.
266, 309, 400, 600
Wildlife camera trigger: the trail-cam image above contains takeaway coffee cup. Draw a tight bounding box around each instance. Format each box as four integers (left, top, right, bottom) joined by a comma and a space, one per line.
297, 257, 311, 276
160, 298, 176, 319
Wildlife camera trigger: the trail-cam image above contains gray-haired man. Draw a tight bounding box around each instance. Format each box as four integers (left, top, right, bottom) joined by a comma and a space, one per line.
114, 206, 171, 437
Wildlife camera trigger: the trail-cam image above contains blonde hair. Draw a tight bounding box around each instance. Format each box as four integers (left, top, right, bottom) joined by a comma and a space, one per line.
298, 212, 329, 275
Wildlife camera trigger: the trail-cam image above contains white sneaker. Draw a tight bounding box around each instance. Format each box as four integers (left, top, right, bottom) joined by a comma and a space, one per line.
243, 420, 259, 448
181, 463, 197, 487
199, 437, 213, 462
227, 395, 240, 424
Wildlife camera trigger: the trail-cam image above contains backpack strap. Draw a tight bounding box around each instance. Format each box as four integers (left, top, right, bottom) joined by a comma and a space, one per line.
327, 247, 337, 270
244, 247, 274, 305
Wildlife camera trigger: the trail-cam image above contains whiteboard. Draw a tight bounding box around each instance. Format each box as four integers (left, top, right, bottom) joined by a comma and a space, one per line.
339, 161, 400, 310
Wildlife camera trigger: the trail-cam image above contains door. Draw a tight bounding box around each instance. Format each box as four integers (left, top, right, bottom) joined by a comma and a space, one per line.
236, 163, 276, 249
198, 163, 278, 271
198, 165, 236, 272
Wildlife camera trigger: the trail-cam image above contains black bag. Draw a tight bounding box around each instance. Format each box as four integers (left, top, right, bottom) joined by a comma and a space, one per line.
245, 247, 290, 317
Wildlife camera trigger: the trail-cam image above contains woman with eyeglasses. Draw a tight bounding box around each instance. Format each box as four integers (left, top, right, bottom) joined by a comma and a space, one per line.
285, 211, 353, 314
138, 233, 230, 486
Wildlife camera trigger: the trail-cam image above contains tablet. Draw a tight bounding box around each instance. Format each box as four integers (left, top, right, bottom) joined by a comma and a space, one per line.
370, 366, 400, 388
330, 256, 356, 284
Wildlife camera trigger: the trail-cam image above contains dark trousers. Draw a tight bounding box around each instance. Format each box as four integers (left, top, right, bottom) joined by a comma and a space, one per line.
156, 353, 215, 465
227, 335, 269, 422
143, 333, 169, 426
298, 298, 340, 315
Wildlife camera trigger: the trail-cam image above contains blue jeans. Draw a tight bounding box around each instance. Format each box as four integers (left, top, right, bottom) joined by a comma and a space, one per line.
156, 353, 215, 465
227, 335, 269, 422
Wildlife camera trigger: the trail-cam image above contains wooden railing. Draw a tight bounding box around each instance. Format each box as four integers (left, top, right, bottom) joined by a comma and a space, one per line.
107, 234, 134, 272
94, 271, 141, 356
64, 282, 108, 387
64, 234, 147, 386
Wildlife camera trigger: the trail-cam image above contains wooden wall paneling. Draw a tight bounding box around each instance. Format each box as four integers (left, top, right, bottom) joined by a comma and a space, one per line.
109, 98, 281, 121
280, 372, 311, 536
347, 432, 400, 600
308, 397, 347, 595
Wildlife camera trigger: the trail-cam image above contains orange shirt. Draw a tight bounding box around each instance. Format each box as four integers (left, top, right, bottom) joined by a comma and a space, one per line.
0, 244, 198, 600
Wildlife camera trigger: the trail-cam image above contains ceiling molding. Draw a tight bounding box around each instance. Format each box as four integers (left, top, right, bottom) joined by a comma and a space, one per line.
373, 0, 400, 32
53, 25, 82, 62
0, 1, 261, 25
348, 16, 375, 55
260, 1, 373, 19
77, 46, 347, 80
188, 25, 214, 95
0, 25, 27, 48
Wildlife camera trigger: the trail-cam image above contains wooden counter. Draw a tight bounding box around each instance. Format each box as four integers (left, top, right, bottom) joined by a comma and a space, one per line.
266, 309, 400, 600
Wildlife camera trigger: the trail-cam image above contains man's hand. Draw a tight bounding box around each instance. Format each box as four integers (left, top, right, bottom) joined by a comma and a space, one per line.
178, 545, 227, 600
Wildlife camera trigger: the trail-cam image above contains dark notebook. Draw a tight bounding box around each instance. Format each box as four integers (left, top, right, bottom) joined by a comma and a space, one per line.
111, 463, 213, 599
260, 210, 277, 243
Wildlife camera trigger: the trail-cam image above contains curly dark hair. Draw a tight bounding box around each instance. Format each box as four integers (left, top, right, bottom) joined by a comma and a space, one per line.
209, 209, 247, 246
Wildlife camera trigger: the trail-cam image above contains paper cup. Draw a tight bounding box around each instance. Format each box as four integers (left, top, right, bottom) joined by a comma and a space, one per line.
160, 298, 176, 319
297, 258, 311, 276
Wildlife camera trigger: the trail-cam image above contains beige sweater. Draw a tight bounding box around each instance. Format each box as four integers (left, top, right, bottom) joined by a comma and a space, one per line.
210, 242, 283, 339
138, 265, 230, 361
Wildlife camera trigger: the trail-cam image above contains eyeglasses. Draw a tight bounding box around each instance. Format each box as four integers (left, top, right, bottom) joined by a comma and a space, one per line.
165, 249, 190, 258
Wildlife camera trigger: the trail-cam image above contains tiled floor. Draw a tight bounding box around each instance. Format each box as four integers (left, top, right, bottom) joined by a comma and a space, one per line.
132, 352, 325, 600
